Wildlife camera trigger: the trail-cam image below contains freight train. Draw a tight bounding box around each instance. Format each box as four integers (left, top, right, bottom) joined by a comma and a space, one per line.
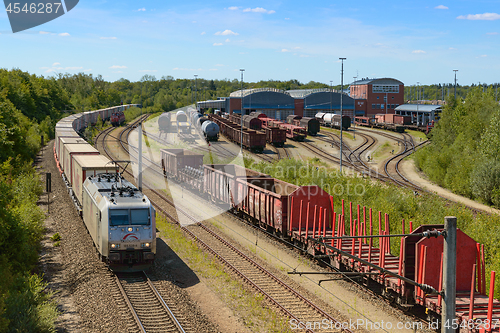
54, 104, 156, 271
160, 147, 500, 330
355, 115, 435, 134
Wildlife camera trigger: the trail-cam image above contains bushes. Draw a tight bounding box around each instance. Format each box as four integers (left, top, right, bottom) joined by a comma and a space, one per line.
415, 87, 500, 207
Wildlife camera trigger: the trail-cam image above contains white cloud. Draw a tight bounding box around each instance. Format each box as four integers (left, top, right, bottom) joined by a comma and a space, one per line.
83, 69, 92, 72
285, 18, 290, 20
478, 54, 488, 58
225, 38, 230, 42
201, 31, 206, 35
457, 13, 500, 20
209, 69, 218, 71
137, 8, 146, 11
243, 7, 275, 14
139, 70, 157, 72
435, 5, 449, 10
299, 54, 309, 58
486, 32, 499, 35
215, 29, 238, 36
215, 64, 224, 67
39, 31, 50, 34
100, 37, 117, 40
213, 43, 223, 46
59, 32, 70, 36
228, 6, 239, 10
412, 50, 426, 54
65, 67, 83, 70
52, 62, 60, 66
281, 48, 290, 52
449, 47, 456, 50
110, 65, 127, 69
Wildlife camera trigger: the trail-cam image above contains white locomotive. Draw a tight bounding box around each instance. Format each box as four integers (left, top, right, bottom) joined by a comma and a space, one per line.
82, 173, 156, 270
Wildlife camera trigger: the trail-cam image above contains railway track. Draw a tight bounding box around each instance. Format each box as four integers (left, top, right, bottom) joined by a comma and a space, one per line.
115, 271, 187, 333
98, 117, 351, 333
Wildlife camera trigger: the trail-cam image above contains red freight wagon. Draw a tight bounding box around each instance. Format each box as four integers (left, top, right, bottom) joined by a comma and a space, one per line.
265, 126, 286, 147
393, 115, 411, 125
242, 115, 262, 130
234, 178, 332, 236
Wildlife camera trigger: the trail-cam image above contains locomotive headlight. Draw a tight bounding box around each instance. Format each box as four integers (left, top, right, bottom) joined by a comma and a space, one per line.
111, 243, 120, 249
127, 227, 133, 232
141, 243, 150, 248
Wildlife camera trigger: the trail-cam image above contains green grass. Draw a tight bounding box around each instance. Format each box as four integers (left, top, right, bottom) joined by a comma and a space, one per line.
405, 129, 428, 141
49, 233, 60, 242
371, 142, 392, 160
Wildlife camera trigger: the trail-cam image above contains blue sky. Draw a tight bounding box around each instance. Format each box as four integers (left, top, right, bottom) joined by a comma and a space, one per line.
1, 0, 499, 86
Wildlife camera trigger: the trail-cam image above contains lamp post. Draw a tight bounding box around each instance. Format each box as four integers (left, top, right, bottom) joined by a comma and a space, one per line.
353, 76, 357, 139
138, 80, 143, 192
240, 69, 245, 152
339, 57, 346, 173
453, 69, 458, 99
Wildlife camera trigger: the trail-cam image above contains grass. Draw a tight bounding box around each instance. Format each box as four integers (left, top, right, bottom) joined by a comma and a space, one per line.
371, 142, 392, 160
49, 233, 60, 242
155, 215, 294, 332
405, 129, 428, 141
320, 127, 354, 140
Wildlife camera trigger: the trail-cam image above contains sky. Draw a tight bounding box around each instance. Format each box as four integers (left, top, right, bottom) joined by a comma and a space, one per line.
1, 0, 499, 86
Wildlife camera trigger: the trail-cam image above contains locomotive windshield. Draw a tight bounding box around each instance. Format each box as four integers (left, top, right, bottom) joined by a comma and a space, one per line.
109, 209, 150, 226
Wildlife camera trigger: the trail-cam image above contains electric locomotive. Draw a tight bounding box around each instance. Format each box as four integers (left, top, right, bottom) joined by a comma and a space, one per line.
82, 173, 156, 271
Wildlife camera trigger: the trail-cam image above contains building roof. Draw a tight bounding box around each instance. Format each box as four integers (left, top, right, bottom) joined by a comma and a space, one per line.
350, 77, 404, 86
395, 104, 443, 113
287, 88, 340, 98
229, 87, 290, 97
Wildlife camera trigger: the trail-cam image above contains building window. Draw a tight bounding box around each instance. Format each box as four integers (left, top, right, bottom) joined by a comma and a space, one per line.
377, 96, 380, 99
392, 96, 395, 99
371, 104, 376, 109
372, 85, 399, 93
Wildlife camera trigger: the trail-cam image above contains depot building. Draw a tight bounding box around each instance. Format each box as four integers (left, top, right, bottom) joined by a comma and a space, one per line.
196, 78, 404, 121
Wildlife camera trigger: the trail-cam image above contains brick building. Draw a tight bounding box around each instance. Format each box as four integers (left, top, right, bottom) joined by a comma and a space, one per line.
349, 78, 404, 117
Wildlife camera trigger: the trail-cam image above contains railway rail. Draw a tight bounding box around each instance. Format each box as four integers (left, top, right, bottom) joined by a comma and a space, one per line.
97, 117, 351, 333
115, 271, 187, 333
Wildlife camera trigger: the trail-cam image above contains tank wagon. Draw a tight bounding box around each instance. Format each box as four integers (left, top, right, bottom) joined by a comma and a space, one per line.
164, 148, 500, 332
201, 121, 220, 141
54, 104, 156, 271
158, 112, 172, 133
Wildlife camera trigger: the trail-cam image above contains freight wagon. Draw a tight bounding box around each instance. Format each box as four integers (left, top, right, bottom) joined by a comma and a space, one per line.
163, 148, 500, 332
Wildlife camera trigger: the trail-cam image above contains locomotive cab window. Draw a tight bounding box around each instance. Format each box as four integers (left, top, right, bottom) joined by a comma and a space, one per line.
131, 209, 150, 225
109, 209, 150, 226
109, 209, 129, 226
